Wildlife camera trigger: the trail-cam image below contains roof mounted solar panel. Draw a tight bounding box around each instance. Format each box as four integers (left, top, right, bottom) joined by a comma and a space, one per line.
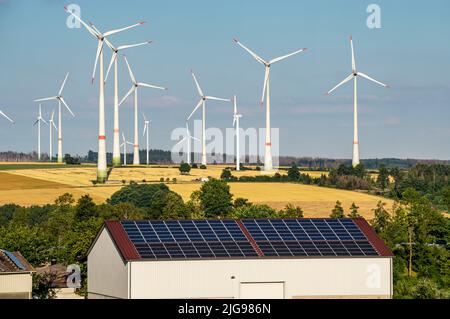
1, 249, 25, 270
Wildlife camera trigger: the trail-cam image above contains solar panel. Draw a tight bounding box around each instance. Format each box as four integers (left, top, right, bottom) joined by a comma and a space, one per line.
121, 218, 380, 260
1, 249, 26, 270
242, 219, 378, 257
121, 220, 258, 260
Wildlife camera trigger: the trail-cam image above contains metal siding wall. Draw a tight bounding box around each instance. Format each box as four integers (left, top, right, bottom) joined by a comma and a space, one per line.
87, 228, 129, 299
0, 273, 32, 297
130, 258, 392, 299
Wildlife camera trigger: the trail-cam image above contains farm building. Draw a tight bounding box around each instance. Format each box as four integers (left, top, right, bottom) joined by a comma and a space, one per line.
87, 218, 394, 299
0, 249, 34, 299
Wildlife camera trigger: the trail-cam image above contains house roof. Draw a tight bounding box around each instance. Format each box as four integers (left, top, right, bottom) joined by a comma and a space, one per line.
0, 249, 34, 273
97, 218, 394, 262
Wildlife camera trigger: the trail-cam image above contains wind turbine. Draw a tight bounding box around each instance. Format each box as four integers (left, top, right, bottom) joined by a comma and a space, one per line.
34, 73, 75, 163
104, 39, 152, 167
119, 55, 167, 165
232, 95, 242, 171
0, 110, 14, 124
142, 113, 151, 165
120, 133, 133, 166
64, 7, 144, 182
326, 36, 388, 167
175, 122, 200, 165
234, 38, 307, 171
48, 110, 57, 162
187, 71, 230, 166
33, 104, 48, 161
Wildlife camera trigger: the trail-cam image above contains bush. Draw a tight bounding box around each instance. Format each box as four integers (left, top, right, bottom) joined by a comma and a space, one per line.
160, 178, 164, 182
179, 163, 191, 175
200, 164, 207, 169
107, 182, 170, 209
220, 169, 233, 180
199, 179, 233, 218
191, 163, 198, 169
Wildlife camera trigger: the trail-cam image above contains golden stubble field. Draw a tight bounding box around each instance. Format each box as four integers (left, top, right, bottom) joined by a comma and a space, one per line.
0, 164, 391, 219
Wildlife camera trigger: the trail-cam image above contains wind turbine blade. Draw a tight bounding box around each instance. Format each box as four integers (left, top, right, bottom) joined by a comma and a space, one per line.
191, 71, 204, 97
105, 51, 117, 83
0, 110, 14, 123
269, 48, 307, 64
126, 141, 134, 145
326, 74, 354, 95
120, 143, 125, 148
34, 96, 58, 102
33, 119, 39, 126
191, 136, 201, 142
142, 112, 147, 122
233, 95, 237, 115
122, 133, 126, 142
59, 97, 75, 117
92, 40, 103, 83
350, 36, 356, 72
357, 72, 388, 87
103, 21, 145, 37
143, 124, 147, 136
59, 73, 69, 95
233, 38, 266, 65
117, 41, 152, 51
233, 116, 236, 127
41, 118, 49, 125
51, 110, 55, 122
137, 82, 166, 90
52, 122, 58, 130
174, 137, 187, 148
38, 104, 42, 117
119, 86, 135, 106
64, 6, 99, 39
205, 96, 230, 102
261, 66, 270, 105
123, 55, 136, 83
187, 99, 203, 121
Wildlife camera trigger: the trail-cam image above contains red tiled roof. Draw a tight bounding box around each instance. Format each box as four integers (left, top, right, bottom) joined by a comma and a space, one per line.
104, 220, 140, 261
353, 218, 394, 257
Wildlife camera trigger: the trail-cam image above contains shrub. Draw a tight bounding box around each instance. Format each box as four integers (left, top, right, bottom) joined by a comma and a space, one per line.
200, 164, 207, 169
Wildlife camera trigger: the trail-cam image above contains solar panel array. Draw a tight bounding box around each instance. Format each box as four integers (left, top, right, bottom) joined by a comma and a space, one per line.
121, 218, 379, 260
1, 249, 26, 270
242, 219, 378, 257
121, 220, 258, 259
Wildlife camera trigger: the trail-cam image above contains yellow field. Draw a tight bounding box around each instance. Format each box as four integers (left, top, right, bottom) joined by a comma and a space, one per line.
0, 165, 392, 219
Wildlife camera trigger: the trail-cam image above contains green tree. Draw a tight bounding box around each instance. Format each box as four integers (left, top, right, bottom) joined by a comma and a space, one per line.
74, 195, 98, 222
330, 201, 345, 218
199, 179, 233, 218
287, 164, 300, 181
107, 182, 170, 209
371, 201, 391, 236
232, 204, 277, 219
348, 202, 361, 218
220, 168, 233, 180
279, 204, 304, 218
32, 272, 57, 299
234, 198, 251, 208
148, 190, 188, 219
179, 163, 191, 175
377, 164, 390, 190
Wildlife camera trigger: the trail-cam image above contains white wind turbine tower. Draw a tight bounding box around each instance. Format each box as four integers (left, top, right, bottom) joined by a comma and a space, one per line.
120, 133, 133, 166
232, 95, 242, 171
142, 113, 151, 165
0, 110, 15, 124
175, 122, 200, 165
48, 110, 57, 162
64, 7, 144, 182
104, 39, 152, 167
187, 71, 230, 166
234, 38, 307, 171
119, 55, 167, 165
34, 73, 74, 163
33, 104, 48, 161
326, 36, 389, 167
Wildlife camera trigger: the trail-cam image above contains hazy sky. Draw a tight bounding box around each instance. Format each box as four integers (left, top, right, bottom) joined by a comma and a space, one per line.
0, 0, 449, 159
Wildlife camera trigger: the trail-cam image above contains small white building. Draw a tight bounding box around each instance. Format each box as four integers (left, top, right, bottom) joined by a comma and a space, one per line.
87, 218, 393, 299
0, 249, 34, 299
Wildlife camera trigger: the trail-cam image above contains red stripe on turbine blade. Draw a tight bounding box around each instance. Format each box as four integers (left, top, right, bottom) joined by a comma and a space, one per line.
113, 129, 120, 133
265, 143, 272, 146
99, 135, 106, 140
353, 141, 359, 145
134, 145, 139, 148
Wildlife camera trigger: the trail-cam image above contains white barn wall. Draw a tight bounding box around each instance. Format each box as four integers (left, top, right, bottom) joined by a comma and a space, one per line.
130, 258, 392, 299
88, 228, 129, 299
0, 273, 32, 299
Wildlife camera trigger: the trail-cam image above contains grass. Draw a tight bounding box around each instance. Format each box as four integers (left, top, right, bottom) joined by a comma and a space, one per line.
0, 164, 390, 219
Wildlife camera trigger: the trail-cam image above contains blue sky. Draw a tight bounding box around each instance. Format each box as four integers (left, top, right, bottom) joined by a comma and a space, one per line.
0, 0, 449, 159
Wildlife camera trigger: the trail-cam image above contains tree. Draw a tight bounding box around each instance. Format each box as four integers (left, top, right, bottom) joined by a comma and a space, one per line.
232, 204, 277, 219
198, 179, 233, 218
101, 202, 144, 220
348, 202, 361, 218
377, 164, 390, 190
287, 164, 300, 181
33, 272, 57, 299
179, 163, 191, 175
279, 204, 304, 218
148, 190, 188, 219
74, 195, 98, 222
107, 182, 170, 209
234, 198, 251, 208
220, 169, 233, 180
330, 201, 345, 218
371, 201, 391, 236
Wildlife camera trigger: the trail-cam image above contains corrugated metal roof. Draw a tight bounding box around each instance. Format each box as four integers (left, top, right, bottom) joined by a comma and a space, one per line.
0, 249, 34, 273
101, 218, 393, 262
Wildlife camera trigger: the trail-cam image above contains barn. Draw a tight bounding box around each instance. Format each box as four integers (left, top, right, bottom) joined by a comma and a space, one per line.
87, 218, 393, 299
0, 249, 34, 299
